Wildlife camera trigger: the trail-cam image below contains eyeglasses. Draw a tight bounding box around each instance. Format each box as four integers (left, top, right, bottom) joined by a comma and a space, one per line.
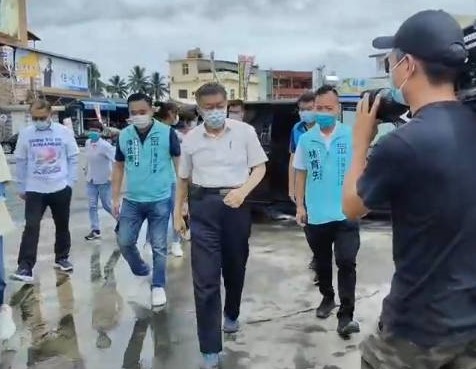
384, 56, 390, 74
384, 50, 407, 74
31, 117, 49, 122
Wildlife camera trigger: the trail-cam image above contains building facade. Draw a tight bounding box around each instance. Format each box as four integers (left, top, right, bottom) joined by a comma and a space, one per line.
0, 0, 94, 140
270, 70, 313, 100
168, 49, 260, 104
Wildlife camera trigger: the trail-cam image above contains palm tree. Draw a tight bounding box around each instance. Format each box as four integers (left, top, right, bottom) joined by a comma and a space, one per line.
88, 63, 105, 96
107, 75, 128, 98
148, 72, 169, 101
128, 66, 149, 94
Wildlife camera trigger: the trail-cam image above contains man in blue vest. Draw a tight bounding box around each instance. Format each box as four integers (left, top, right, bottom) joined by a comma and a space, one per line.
294, 85, 360, 339
112, 93, 180, 308
288, 91, 318, 279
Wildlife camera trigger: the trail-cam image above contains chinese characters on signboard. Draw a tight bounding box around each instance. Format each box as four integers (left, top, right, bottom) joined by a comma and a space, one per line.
15, 48, 89, 92
0, 45, 14, 75
338, 78, 389, 95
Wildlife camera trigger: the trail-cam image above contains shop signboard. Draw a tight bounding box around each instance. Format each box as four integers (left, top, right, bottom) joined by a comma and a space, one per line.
0, 45, 14, 74
0, 0, 20, 41
15, 48, 89, 92
338, 78, 389, 96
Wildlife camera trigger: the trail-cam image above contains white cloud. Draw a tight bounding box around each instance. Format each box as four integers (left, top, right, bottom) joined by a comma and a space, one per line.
27, 0, 476, 82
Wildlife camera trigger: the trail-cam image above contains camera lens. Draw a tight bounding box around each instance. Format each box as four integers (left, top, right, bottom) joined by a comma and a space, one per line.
361, 88, 409, 122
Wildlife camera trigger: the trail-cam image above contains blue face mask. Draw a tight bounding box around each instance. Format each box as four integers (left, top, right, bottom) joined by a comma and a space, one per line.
390, 78, 408, 106
315, 113, 336, 129
201, 109, 227, 129
390, 57, 410, 106
33, 119, 51, 131
88, 131, 100, 142
299, 111, 316, 125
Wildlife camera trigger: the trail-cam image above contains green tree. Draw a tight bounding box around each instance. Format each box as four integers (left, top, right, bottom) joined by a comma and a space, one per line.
106, 75, 128, 98
128, 65, 149, 94
148, 72, 169, 101
88, 63, 105, 96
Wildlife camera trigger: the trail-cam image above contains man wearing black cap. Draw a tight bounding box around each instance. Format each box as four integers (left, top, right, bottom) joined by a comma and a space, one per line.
342, 9, 476, 369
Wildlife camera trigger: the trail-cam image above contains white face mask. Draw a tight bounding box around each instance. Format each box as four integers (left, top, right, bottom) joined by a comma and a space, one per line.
228, 112, 243, 121
130, 114, 151, 129
190, 119, 198, 129
33, 119, 51, 131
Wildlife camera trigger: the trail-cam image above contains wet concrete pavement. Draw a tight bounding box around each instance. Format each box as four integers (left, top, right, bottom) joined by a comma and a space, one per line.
1, 155, 394, 369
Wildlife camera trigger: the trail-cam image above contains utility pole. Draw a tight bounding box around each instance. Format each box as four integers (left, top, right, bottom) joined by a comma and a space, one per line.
210, 51, 220, 83
314, 65, 326, 90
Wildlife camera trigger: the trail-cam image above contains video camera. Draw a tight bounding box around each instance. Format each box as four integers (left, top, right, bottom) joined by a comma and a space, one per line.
363, 21, 476, 124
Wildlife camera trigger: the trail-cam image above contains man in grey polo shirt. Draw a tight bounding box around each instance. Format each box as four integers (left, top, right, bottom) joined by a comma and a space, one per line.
174, 82, 267, 369
84, 120, 115, 241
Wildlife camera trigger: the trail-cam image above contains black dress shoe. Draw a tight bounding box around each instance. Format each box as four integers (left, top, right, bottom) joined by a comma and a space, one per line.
337, 316, 360, 338
315, 296, 337, 319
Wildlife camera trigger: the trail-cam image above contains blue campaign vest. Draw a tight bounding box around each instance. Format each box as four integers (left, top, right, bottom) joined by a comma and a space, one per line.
119, 120, 173, 202
299, 123, 353, 225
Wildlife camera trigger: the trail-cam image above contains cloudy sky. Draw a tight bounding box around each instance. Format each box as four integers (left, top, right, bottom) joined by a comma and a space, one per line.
28, 0, 475, 82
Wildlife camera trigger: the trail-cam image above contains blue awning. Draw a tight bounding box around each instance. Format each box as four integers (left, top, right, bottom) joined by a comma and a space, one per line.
81, 100, 116, 111
115, 102, 128, 109
339, 95, 361, 104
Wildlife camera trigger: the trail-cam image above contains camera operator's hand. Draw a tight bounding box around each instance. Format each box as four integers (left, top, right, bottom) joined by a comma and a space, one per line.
354, 93, 381, 149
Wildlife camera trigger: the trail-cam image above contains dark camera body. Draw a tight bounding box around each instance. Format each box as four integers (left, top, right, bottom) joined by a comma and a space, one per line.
360, 88, 408, 123
363, 21, 476, 123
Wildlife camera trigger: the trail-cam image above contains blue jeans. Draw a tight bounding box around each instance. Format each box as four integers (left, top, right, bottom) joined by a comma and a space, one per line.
168, 183, 180, 244
87, 181, 113, 231
0, 236, 5, 305
117, 198, 170, 288
146, 183, 180, 245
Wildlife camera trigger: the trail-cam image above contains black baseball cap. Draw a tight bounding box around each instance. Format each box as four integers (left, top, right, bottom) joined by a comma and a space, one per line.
373, 10, 468, 67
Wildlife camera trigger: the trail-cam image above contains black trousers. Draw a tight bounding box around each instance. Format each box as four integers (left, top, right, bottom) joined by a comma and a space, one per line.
18, 186, 72, 269
303, 226, 317, 269
306, 220, 360, 318
190, 193, 251, 354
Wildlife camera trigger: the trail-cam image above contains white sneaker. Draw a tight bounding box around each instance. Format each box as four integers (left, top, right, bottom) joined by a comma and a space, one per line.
0, 305, 16, 341
170, 242, 184, 257
151, 287, 167, 307
127, 275, 151, 306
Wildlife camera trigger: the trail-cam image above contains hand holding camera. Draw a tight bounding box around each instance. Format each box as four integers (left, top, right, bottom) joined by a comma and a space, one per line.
353, 93, 381, 150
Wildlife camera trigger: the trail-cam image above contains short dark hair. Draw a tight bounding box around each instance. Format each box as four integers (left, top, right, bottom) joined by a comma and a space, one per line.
316, 85, 339, 97
88, 120, 103, 131
297, 91, 315, 105
179, 108, 197, 122
395, 49, 458, 86
127, 93, 152, 107
228, 99, 244, 109
30, 99, 51, 112
420, 60, 459, 85
154, 101, 178, 120
195, 82, 227, 101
